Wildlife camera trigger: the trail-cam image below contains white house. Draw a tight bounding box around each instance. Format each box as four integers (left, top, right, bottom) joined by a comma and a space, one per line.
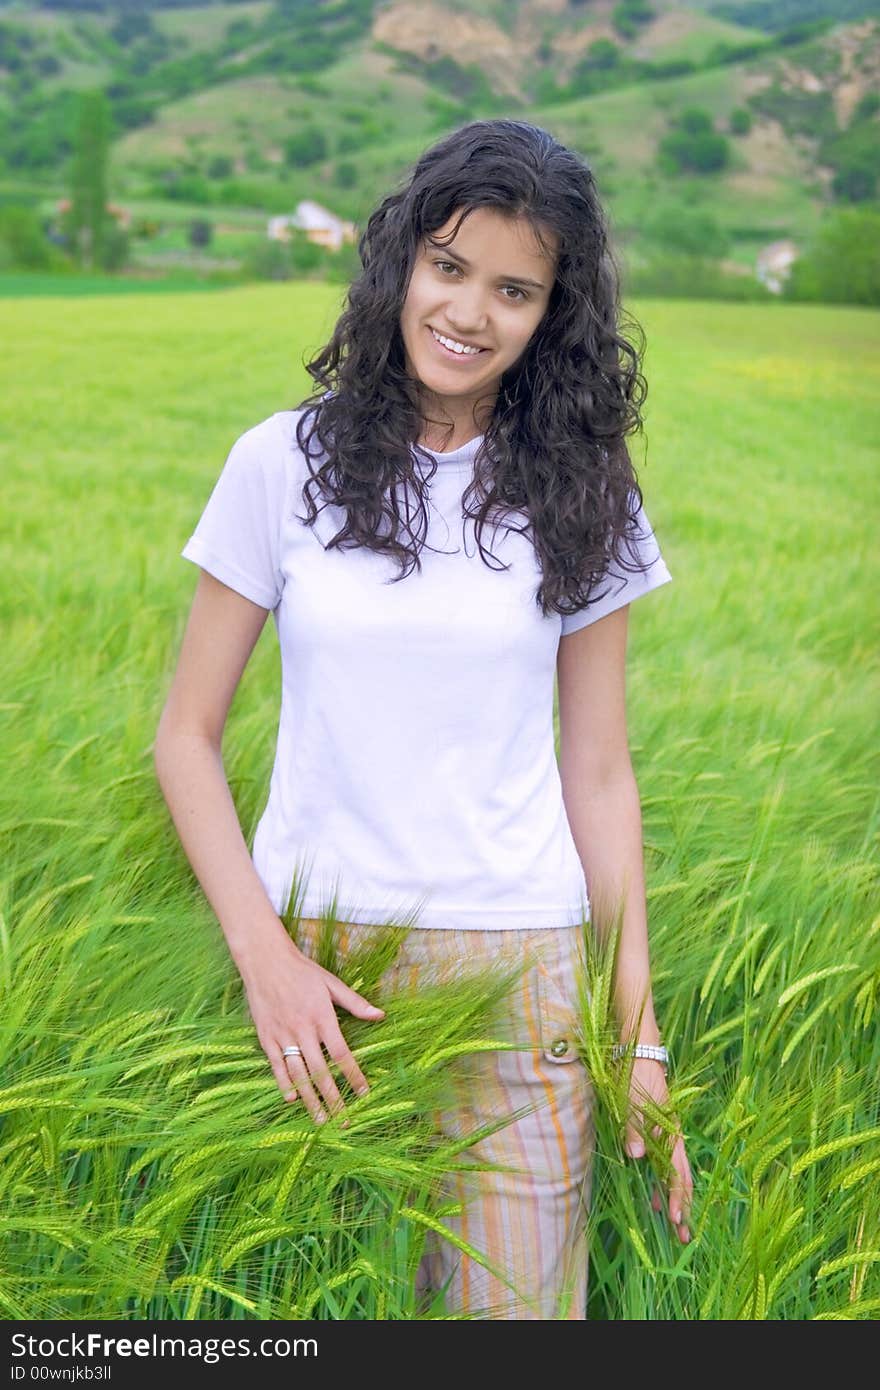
268, 200, 357, 252
756, 239, 798, 294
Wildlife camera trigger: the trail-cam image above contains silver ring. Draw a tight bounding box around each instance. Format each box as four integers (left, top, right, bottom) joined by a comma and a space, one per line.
282, 1045, 303, 1059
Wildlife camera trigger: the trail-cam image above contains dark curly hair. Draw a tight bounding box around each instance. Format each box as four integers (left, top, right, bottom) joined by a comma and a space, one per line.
293, 117, 652, 619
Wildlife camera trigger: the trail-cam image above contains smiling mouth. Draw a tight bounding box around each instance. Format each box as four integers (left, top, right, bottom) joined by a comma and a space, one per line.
428, 326, 489, 358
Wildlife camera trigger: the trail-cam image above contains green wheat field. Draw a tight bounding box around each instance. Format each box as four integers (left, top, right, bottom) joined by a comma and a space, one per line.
1, 286, 878, 1320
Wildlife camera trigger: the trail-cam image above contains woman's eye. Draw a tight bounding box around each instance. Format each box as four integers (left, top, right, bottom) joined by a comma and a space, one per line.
433, 262, 526, 302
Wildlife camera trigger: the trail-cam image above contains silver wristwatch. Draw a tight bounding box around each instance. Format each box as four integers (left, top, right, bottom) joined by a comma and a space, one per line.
611, 1042, 670, 1069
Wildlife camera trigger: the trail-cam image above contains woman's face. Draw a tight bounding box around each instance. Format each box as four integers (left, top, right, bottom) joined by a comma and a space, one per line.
400, 206, 557, 437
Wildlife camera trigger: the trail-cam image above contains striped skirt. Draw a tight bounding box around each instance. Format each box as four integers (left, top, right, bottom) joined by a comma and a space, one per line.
295, 917, 596, 1320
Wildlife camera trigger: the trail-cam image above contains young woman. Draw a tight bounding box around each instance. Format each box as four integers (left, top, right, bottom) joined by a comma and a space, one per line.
155, 118, 693, 1320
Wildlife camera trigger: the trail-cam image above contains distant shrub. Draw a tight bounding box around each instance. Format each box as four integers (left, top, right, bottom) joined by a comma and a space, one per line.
9, 68, 35, 96
284, 126, 328, 169
224, 18, 258, 49
747, 80, 836, 142
0, 22, 30, 71
336, 131, 361, 155
214, 179, 292, 214
729, 106, 752, 135
853, 92, 879, 122
334, 160, 358, 189
678, 107, 714, 136
568, 39, 635, 97
642, 205, 730, 259
777, 18, 834, 46
109, 12, 155, 47
659, 108, 730, 174
705, 39, 766, 66
296, 75, 329, 97
325, 239, 361, 283
832, 153, 878, 203
288, 232, 326, 274
425, 94, 467, 133
624, 251, 772, 301
130, 216, 161, 240
109, 94, 155, 133
583, 39, 621, 70
160, 173, 214, 205
0, 204, 55, 270
427, 55, 496, 107
100, 219, 130, 272
822, 123, 880, 204
337, 118, 383, 153
646, 58, 697, 79
127, 34, 174, 78
241, 229, 327, 281
385, 47, 496, 109
612, 0, 654, 40
242, 237, 293, 281
188, 219, 213, 249
785, 208, 880, 306
207, 154, 234, 179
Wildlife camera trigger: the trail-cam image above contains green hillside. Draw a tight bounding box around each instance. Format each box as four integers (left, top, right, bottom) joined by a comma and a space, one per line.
0, 0, 877, 294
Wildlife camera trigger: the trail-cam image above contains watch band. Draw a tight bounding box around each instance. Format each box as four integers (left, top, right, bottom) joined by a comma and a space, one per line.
612, 1042, 670, 1068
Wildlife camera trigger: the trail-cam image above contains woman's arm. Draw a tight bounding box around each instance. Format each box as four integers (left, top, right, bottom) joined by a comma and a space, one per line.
155, 570, 288, 966
556, 604, 659, 1046
557, 605, 692, 1240
154, 570, 385, 1122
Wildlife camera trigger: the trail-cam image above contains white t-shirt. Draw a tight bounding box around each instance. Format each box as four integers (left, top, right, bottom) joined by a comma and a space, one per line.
182, 410, 672, 931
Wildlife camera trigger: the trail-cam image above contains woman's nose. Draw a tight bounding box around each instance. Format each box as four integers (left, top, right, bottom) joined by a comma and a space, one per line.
446, 288, 489, 333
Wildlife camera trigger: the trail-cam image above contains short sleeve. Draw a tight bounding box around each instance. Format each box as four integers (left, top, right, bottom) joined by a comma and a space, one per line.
181, 415, 289, 610
560, 500, 672, 636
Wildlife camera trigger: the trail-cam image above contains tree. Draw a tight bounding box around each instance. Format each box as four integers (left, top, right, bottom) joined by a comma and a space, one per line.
110, 12, 154, 47
66, 89, 112, 271
659, 107, 730, 174
832, 152, 877, 203
334, 160, 357, 189
612, 0, 654, 39
643, 204, 730, 259
678, 107, 713, 136
207, 154, 233, 179
284, 125, 328, 169
242, 237, 293, 282
288, 229, 325, 274
785, 208, 880, 306
569, 38, 626, 97
0, 205, 54, 270
827, 124, 880, 203
188, 219, 213, 249
583, 38, 620, 70
729, 107, 752, 136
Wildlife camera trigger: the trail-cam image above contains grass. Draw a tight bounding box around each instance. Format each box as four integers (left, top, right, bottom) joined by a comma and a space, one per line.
0, 285, 877, 1319
0, 270, 240, 297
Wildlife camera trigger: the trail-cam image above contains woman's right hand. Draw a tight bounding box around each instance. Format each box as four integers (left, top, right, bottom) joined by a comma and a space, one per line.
239, 938, 386, 1125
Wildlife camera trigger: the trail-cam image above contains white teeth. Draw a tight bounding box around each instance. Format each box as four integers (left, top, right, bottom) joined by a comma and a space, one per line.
430, 327, 483, 355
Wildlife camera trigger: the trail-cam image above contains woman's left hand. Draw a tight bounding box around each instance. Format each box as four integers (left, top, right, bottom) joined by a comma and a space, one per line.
624, 1057, 693, 1244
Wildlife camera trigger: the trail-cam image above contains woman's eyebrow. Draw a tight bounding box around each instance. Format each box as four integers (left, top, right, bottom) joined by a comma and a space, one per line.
426, 244, 547, 291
